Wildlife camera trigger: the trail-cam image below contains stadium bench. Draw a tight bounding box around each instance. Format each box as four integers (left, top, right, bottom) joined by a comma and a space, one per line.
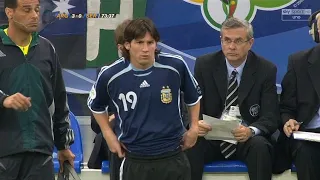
101, 160, 247, 173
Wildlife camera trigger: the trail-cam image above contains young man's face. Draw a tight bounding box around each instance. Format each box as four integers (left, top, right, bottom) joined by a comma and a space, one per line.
125, 32, 157, 69
9, 0, 40, 33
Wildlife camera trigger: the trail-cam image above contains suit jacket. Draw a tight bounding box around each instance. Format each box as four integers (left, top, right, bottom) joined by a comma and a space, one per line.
195, 50, 279, 136
274, 45, 320, 173
280, 45, 320, 127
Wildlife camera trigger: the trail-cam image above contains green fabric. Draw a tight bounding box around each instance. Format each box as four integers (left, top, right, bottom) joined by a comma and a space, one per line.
86, 0, 147, 67
9, 63, 46, 149
0, 25, 39, 47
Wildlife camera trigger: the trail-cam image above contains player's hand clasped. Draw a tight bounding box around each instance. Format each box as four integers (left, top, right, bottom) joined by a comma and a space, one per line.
3, 93, 31, 112
104, 130, 125, 158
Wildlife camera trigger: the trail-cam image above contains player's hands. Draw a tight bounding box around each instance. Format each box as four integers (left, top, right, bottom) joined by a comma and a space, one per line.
109, 114, 115, 122
283, 119, 301, 137
198, 120, 212, 136
3, 93, 31, 111
108, 114, 116, 128
58, 149, 75, 173
181, 127, 198, 151
103, 130, 125, 158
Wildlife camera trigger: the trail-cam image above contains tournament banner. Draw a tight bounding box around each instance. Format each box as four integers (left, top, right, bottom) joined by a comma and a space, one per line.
86, 0, 147, 68
146, 0, 320, 91
41, 0, 87, 69
0, 0, 147, 69
0, 0, 87, 68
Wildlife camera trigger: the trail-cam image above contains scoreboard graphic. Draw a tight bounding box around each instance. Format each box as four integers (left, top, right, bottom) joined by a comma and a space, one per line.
56, 13, 117, 19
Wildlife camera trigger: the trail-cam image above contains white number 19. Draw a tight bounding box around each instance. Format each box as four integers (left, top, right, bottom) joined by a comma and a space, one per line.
118, 91, 137, 111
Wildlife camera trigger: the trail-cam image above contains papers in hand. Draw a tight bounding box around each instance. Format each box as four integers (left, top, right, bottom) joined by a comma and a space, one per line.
293, 131, 320, 143
202, 114, 240, 143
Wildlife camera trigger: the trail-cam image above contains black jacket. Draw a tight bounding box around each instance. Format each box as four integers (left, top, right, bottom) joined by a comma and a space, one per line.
274, 44, 320, 173
0, 26, 74, 157
195, 50, 279, 136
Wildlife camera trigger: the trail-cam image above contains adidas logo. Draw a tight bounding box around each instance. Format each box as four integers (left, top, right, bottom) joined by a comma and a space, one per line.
0, 50, 6, 57
140, 80, 150, 88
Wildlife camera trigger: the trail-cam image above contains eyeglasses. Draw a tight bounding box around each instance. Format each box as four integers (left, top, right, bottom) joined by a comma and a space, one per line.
221, 38, 251, 46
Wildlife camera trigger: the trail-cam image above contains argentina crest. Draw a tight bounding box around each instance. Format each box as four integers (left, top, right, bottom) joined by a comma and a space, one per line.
161, 86, 172, 104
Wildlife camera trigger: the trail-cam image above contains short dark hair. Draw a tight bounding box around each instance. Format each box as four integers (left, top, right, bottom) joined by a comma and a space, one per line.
114, 19, 131, 45
4, 0, 18, 8
122, 17, 160, 60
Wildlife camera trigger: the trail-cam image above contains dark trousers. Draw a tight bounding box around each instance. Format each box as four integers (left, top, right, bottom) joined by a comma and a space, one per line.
121, 149, 191, 180
88, 133, 109, 169
109, 152, 122, 180
88, 133, 123, 180
291, 139, 320, 180
0, 152, 54, 180
186, 136, 273, 180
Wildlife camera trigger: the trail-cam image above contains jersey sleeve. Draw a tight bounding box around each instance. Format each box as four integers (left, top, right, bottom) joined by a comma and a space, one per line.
179, 58, 202, 106
87, 68, 112, 113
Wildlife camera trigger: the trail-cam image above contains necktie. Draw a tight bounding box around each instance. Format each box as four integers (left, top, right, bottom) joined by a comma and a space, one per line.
220, 70, 238, 159
224, 70, 238, 111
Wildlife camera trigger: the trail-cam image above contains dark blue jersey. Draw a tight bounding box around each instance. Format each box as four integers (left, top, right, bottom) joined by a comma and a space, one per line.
88, 53, 202, 155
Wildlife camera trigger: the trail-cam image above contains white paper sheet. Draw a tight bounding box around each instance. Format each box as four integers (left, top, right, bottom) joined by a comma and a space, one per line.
202, 114, 240, 144
293, 131, 320, 143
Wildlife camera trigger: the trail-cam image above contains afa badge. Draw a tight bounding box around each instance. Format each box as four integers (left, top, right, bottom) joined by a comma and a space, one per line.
161, 86, 172, 104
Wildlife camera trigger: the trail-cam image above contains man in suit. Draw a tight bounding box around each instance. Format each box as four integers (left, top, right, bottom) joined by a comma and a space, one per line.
278, 13, 320, 180
186, 17, 279, 180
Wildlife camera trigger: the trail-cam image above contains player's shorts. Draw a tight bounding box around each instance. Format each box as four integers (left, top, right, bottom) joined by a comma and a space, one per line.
120, 148, 191, 180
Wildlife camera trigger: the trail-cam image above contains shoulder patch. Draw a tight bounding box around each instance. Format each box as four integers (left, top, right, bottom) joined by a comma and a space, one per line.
89, 86, 96, 100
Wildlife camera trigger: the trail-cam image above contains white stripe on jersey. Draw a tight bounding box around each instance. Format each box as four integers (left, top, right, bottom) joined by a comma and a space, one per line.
96, 57, 125, 81
87, 58, 125, 113
158, 53, 200, 89
158, 53, 202, 106
153, 62, 180, 75
107, 65, 132, 87
104, 64, 132, 141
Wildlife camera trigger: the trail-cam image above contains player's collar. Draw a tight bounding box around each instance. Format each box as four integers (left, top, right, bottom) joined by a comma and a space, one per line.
130, 59, 155, 71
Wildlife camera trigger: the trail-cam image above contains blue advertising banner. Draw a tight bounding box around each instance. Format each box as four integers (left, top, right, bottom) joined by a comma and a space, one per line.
146, 0, 320, 91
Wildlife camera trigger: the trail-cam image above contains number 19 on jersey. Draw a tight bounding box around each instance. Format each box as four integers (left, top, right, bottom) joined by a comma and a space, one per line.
118, 91, 137, 111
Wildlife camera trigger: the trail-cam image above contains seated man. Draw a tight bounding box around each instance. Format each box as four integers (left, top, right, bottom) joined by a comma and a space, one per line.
276, 12, 320, 180
186, 17, 279, 180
